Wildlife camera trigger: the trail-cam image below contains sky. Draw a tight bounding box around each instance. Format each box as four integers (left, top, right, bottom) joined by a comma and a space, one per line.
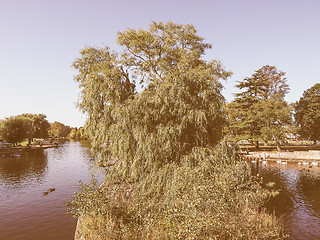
0, 0, 319, 127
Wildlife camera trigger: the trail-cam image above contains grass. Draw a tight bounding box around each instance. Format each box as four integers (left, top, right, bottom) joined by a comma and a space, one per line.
17, 138, 46, 147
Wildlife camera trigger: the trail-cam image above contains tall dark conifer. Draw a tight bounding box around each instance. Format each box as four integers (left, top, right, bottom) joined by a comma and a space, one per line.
228, 65, 291, 150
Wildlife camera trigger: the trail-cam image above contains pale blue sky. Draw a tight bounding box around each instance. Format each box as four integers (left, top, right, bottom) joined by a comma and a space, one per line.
0, 0, 319, 127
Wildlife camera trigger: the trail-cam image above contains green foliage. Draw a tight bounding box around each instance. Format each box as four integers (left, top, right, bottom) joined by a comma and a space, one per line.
0, 113, 50, 145
73, 21, 231, 177
295, 83, 320, 142
69, 22, 285, 239
68, 127, 88, 140
0, 116, 32, 145
255, 98, 292, 146
227, 65, 292, 148
18, 113, 50, 139
49, 121, 71, 138
68, 142, 285, 239
68, 128, 77, 139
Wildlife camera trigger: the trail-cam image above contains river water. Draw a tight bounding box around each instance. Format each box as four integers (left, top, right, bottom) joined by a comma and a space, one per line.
255, 161, 320, 239
1, 143, 320, 239
0, 141, 100, 240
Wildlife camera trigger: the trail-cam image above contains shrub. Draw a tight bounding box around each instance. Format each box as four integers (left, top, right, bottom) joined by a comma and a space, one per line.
68, 142, 286, 239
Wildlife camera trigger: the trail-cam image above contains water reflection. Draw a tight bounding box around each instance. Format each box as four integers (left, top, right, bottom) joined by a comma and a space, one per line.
256, 161, 320, 239
0, 150, 47, 187
0, 141, 99, 240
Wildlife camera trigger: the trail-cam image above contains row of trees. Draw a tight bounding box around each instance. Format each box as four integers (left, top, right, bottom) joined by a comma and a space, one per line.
227, 65, 320, 149
68, 127, 87, 140
49, 122, 87, 140
0, 114, 86, 145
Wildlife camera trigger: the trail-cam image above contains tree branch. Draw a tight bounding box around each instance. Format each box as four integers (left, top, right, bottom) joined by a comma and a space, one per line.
127, 48, 163, 82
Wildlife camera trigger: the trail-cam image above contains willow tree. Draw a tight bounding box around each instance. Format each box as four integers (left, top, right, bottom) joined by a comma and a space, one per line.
69, 22, 285, 239
73, 22, 231, 174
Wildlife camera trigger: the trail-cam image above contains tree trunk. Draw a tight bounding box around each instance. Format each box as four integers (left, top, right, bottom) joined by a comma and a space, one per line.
254, 140, 260, 150
276, 139, 281, 152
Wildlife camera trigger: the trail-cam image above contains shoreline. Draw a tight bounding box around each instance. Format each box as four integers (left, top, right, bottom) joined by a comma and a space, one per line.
0, 144, 59, 156
244, 150, 320, 162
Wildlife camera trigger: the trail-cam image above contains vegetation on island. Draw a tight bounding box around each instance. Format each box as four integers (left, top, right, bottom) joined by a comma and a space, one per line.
68, 22, 287, 239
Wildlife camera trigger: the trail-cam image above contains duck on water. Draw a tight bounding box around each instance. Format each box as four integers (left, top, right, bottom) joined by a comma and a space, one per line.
42, 188, 56, 196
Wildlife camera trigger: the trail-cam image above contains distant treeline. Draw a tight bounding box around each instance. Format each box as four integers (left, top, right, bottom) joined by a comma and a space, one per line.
0, 113, 87, 145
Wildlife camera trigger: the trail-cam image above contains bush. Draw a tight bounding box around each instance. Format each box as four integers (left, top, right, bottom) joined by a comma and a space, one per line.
68, 142, 286, 239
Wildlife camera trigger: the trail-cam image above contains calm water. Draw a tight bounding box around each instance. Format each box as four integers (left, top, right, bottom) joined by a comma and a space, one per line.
1, 144, 320, 240
255, 161, 320, 239
0, 141, 100, 240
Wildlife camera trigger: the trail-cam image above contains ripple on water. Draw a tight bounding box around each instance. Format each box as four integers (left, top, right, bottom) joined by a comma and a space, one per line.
0, 141, 100, 240
259, 162, 320, 239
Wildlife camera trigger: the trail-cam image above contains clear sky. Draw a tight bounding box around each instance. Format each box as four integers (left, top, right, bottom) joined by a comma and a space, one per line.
0, 0, 319, 127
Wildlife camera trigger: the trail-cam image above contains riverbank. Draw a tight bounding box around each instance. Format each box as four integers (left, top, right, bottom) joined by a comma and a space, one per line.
240, 144, 320, 152
245, 150, 320, 163
0, 144, 59, 156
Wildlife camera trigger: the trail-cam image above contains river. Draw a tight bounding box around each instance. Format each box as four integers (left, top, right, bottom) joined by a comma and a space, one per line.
0, 141, 100, 240
256, 161, 320, 239
1, 143, 320, 239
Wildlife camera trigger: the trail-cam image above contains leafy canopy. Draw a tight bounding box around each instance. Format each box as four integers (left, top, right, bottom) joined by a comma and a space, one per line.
49, 121, 71, 138
0, 116, 32, 145
18, 113, 50, 139
73, 21, 232, 180
0, 113, 50, 145
228, 65, 291, 147
295, 83, 320, 142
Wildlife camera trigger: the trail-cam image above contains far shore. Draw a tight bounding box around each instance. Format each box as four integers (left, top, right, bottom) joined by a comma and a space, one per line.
240, 144, 320, 153
0, 144, 59, 156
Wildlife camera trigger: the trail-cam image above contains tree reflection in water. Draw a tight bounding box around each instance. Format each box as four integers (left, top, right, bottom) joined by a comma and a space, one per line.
0, 150, 48, 187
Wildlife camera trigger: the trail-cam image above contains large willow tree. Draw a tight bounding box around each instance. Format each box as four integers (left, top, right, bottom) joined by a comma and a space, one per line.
73, 22, 231, 177
69, 22, 285, 239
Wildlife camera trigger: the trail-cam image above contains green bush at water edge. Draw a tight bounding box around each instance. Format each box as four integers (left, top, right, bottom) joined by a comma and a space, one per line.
68, 142, 286, 240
